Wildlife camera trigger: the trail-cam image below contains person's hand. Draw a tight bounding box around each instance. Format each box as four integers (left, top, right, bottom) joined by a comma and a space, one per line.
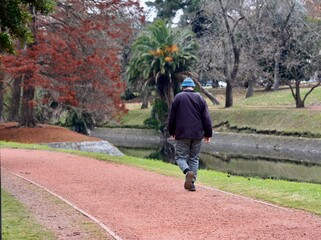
171, 135, 176, 140
204, 137, 211, 143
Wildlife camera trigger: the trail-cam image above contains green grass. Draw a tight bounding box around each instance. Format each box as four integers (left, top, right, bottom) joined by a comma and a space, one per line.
105, 107, 151, 128
120, 87, 321, 136
233, 87, 321, 107
197, 170, 321, 213
209, 108, 321, 136
1, 141, 321, 216
1, 189, 55, 240
208, 87, 321, 136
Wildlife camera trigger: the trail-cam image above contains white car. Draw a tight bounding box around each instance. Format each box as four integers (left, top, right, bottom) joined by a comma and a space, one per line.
218, 81, 227, 88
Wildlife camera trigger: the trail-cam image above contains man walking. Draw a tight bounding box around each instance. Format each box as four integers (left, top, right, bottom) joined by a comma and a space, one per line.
168, 77, 212, 191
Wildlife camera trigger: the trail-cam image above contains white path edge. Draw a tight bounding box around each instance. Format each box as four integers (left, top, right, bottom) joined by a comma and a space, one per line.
8, 170, 124, 240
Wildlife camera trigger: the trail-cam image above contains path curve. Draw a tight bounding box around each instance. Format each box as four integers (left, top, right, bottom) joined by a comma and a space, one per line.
1, 148, 321, 240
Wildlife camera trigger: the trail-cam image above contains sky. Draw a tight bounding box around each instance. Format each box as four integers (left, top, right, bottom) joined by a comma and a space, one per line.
139, 0, 156, 21
138, 0, 183, 24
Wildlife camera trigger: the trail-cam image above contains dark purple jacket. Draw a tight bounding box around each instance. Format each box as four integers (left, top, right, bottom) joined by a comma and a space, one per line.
168, 89, 212, 140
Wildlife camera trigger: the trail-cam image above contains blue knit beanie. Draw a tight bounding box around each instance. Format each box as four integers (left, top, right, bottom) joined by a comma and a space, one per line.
181, 78, 196, 87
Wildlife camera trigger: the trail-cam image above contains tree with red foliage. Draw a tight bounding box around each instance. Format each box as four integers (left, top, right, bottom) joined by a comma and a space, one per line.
305, 0, 321, 18
1, 0, 143, 128
0, 0, 55, 123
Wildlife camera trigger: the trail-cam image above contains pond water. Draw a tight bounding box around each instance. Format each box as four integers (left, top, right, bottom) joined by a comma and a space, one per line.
118, 147, 321, 184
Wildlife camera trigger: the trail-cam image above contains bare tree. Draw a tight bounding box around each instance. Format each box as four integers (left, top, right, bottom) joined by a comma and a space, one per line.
281, 13, 321, 107
247, 0, 321, 106
193, 0, 245, 107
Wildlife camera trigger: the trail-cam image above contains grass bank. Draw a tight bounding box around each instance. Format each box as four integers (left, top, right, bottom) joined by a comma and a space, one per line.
209, 108, 321, 137
1, 142, 321, 216
119, 87, 321, 137
119, 105, 321, 136
1, 189, 55, 240
209, 87, 321, 137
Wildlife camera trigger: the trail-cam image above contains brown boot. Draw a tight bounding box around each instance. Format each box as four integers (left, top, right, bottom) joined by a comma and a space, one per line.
184, 171, 194, 190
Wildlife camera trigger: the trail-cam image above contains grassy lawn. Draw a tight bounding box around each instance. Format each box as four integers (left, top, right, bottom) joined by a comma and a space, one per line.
119, 87, 321, 137
233, 86, 321, 107
209, 108, 321, 136
1, 142, 321, 216
1, 189, 55, 240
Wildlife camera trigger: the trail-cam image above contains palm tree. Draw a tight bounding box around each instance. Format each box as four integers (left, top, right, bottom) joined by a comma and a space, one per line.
127, 19, 218, 128
128, 19, 197, 110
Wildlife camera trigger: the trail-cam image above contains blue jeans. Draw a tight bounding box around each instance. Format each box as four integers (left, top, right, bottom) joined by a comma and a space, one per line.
175, 139, 202, 181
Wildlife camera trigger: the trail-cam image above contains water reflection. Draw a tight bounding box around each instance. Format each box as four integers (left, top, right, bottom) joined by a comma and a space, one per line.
118, 147, 321, 184
200, 153, 321, 183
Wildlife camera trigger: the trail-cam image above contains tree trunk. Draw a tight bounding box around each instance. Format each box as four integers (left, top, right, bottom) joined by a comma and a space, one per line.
18, 6, 38, 127
162, 82, 175, 164
159, 139, 175, 163
246, 79, 254, 98
141, 100, 149, 109
200, 86, 220, 105
225, 80, 233, 108
8, 76, 23, 121
0, 74, 4, 122
141, 87, 149, 109
219, 0, 242, 109
273, 49, 281, 90
167, 83, 174, 113
159, 80, 176, 164
19, 82, 37, 127
295, 81, 304, 108
296, 99, 305, 108
193, 78, 220, 105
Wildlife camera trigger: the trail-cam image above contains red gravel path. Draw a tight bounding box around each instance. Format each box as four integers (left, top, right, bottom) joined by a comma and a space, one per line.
1, 148, 321, 240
